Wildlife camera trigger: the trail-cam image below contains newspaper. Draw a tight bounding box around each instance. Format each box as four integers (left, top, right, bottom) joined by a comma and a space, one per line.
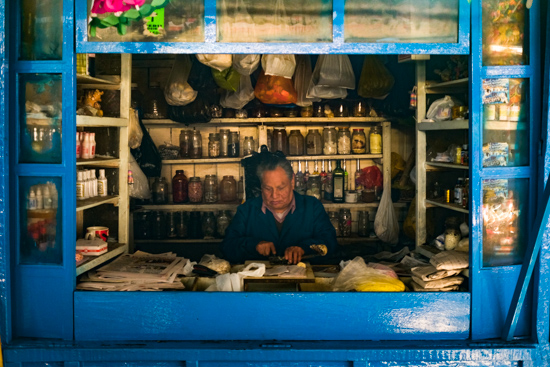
411, 276, 464, 289
411, 265, 462, 281
430, 250, 469, 270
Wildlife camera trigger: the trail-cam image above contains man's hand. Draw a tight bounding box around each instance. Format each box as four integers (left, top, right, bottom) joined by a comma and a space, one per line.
256, 241, 276, 257
285, 246, 305, 264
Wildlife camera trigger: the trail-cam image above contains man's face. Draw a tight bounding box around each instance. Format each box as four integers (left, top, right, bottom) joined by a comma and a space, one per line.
261, 167, 295, 213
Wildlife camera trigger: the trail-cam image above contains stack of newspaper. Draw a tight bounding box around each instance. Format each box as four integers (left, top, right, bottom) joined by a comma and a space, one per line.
77, 251, 188, 291
410, 250, 469, 292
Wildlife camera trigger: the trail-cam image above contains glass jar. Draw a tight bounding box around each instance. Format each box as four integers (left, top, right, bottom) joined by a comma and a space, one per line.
143, 84, 168, 119
272, 126, 289, 155
339, 208, 352, 237
219, 129, 230, 157
243, 136, 256, 156
220, 175, 237, 202
228, 131, 240, 157
188, 212, 203, 239
329, 211, 341, 237
300, 105, 313, 117
352, 129, 367, 154
176, 211, 188, 239
267, 129, 273, 152
179, 130, 191, 158
353, 100, 367, 117
333, 100, 349, 117
216, 211, 231, 238
369, 126, 382, 154
166, 211, 178, 238
251, 105, 267, 118
306, 129, 323, 155
306, 174, 322, 200
190, 130, 203, 159
208, 133, 221, 158
204, 174, 218, 203
235, 109, 248, 119
323, 126, 337, 155
172, 170, 188, 204
284, 107, 298, 117
313, 102, 324, 117
210, 104, 222, 118
337, 127, 351, 155
152, 211, 166, 239
188, 177, 203, 203
133, 210, 151, 239
237, 176, 244, 200
152, 177, 168, 204
269, 107, 284, 117
288, 130, 305, 156
357, 211, 369, 237
202, 212, 217, 239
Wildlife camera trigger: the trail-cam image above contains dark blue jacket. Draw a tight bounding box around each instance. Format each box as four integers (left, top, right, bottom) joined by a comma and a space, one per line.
221, 192, 337, 263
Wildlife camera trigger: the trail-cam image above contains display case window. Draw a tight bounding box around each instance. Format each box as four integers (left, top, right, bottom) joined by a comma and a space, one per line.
216, 0, 332, 43
482, 0, 527, 66
482, 178, 527, 267
19, 177, 62, 265
344, 0, 459, 43
87, 0, 204, 42
19, 74, 63, 164
20, 0, 63, 60
482, 78, 528, 168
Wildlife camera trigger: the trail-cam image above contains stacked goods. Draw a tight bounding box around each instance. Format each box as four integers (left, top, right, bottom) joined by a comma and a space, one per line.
411, 250, 468, 292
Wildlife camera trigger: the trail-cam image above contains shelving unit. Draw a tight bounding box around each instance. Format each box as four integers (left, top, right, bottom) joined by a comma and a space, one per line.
143, 117, 387, 128
76, 195, 119, 212
76, 242, 128, 276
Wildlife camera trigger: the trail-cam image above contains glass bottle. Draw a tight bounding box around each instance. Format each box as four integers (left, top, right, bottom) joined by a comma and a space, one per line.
188, 177, 203, 203
288, 130, 305, 156
237, 176, 244, 200
306, 129, 323, 155
329, 211, 341, 236
202, 212, 217, 239
152, 177, 168, 204
216, 211, 231, 238
351, 129, 367, 154
339, 208, 352, 237
355, 160, 363, 191
243, 136, 255, 156
188, 212, 203, 239
134, 210, 151, 239
332, 160, 345, 203
190, 129, 203, 159
203, 174, 218, 203
272, 126, 288, 155
219, 129, 230, 157
266, 128, 273, 152
152, 211, 166, 239
228, 131, 240, 157
208, 133, 221, 158
220, 175, 237, 202
306, 174, 322, 200
304, 161, 310, 183
176, 211, 188, 238
143, 83, 168, 119
369, 126, 382, 154
166, 211, 178, 238
179, 130, 191, 158
324, 160, 334, 201
343, 159, 349, 191
295, 161, 306, 195
172, 170, 188, 204
323, 126, 337, 155
358, 211, 369, 237
337, 127, 351, 155
320, 160, 327, 198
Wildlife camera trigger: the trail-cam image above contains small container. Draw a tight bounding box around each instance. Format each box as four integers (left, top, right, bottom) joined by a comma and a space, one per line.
300, 105, 313, 117
337, 127, 351, 155
339, 208, 352, 237
509, 104, 520, 121
134, 210, 151, 239
172, 170, 188, 204
353, 100, 368, 117
235, 109, 248, 119
210, 104, 222, 118
179, 130, 191, 158
329, 211, 341, 237
208, 133, 221, 158
152, 211, 166, 239
345, 190, 358, 203
203, 174, 218, 203
202, 212, 217, 238
484, 104, 496, 120
219, 129, 230, 157
362, 189, 375, 203
313, 103, 324, 117
333, 100, 349, 117
273, 126, 289, 155
288, 130, 305, 156
306, 129, 323, 155
220, 175, 237, 202
228, 131, 240, 157
323, 126, 337, 155
189, 130, 203, 159
306, 174, 322, 200
143, 83, 168, 119
251, 105, 267, 118
188, 177, 203, 203
499, 104, 509, 121
176, 211, 188, 238
284, 107, 298, 117
269, 107, 284, 117
188, 212, 203, 239
369, 126, 382, 154
216, 211, 231, 238
452, 106, 468, 120
351, 129, 367, 154
166, 211, 178, 238
243, 136, 256, 156
357, 211, 369, 237
152, 177, 168, 204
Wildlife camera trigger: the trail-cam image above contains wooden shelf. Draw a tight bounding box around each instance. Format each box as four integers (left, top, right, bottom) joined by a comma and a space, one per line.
425, 199, 469, 214
425, 78, 468, 93
77, 157, 120, 167
76, 115, 128, 127
162, 154, 382, 165
77, 195, 119, 212
418, 120, 469, 131
484, 120, 527, 131
143, 117, 387, 128
426, 162, 469, 170
77, 74, 119, 86
76, 242, 127, 276
134, 239, 223, 244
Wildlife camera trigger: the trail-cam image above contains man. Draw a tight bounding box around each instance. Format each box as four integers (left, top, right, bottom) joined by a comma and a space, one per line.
222, 155, 337, 264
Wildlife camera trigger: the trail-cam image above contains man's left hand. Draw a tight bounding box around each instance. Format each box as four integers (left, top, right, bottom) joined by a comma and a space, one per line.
284, 246, 305, 265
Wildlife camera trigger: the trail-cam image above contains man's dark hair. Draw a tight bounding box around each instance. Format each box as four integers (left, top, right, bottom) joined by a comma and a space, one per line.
256, 154, 294, 183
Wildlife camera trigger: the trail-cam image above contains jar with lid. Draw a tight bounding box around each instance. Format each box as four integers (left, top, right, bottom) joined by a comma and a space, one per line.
329, 212, 341, 237
288, 130, 305, 156
300, 105, 313, 117
333, 100, 349, 117
353, 100, 368, 117
243, 136, 256, 156
216, 211, 231, 238
204, 174, 218, 203
269, 107, 284, 117
313, 102, 324, 117
143, 83, 168, 119
251, 104, 267, 118
306, 129, 323, 155
306, 174, 322, 200
179, 130, 191, 158
284, 107, 298, 117
152, 177, 168, 204
166, 211, 178, 238
172, 170, 188, 203
189, 129, 203, 158
228, 131, 240, 157
351, 129, 367, 154
357, 211, 369, 237
339, 208, 352, 237
323, 126, 337, 155
202, 212, 217, 239
188, 177, 203, 203
133, 210, 151, 239
235, 109, 248, 119
220, 175, 237, 202
337, 127, 351, 154
219, 129, 230, 157
210, 104, 222, 118
272, 126, 289, 155
152, 211, 166, 239
188, 212, 203, 239
369, 126, 382, 154
176, 211, 188, 238
208, 133, 221, 158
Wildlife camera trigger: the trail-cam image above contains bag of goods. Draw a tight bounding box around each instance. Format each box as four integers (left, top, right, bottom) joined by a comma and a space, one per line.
294, 55, 320, 107
164, 55, 198, 106
358, 55, 395, 99
307, 55, 355, 99
374, 189, 399, 245
254, 70, 297, 104
212, 67, 241, 92
261, 54, 296, 79
196, 54, 233, 72
426, 95, 462, 121
220, 74, 255, 110
199, 254, 231, 274
332, 257, 405, 292
233, 54, 260, 75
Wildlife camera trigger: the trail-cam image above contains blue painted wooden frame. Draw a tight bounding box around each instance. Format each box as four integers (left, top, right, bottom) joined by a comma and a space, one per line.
75, 0, 470, 55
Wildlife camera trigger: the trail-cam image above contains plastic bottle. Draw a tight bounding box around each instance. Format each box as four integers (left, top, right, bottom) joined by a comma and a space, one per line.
91, 169, 98, 197
77, 171, 85, 200
36, 187, 43, 209
43, 186, 53, 209
49, 182, 58, 209
454, 178, 464, 205
295, 161, 306, 195
28, 189, 38, 210
98, 169, 108, 197
76, 132, 81, 159
85, 170, 91, 199
355, 160, 362, 191
81, 133, 91, 159
90, 133, 96, 158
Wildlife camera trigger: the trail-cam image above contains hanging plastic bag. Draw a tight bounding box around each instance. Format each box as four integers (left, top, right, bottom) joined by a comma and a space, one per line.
196, 54, 233, 72
128, 108, 143, 149
317, 55, 355, 89
374, 189, 399, 245
233, 54, 260, 75
261, 54, 296, 79
426, 95, 462, 121
164, 55, 198, 107
294, 55, 320, 107
358, 55, 395, 99
220, 74, 255, 109
212, 67, 241, 92
307, 55, 350, 100
130, 118, 162, 178
359, 165, 383, 190
332, 257, 405, 292
254, 70, 297, 104
128, 154, 151, 200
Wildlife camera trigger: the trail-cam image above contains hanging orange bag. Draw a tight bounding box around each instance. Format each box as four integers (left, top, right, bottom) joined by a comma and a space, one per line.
254, 70, 297, 105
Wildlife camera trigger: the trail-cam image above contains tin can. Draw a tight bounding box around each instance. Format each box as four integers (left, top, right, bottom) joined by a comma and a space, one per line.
445, 189, 451, 203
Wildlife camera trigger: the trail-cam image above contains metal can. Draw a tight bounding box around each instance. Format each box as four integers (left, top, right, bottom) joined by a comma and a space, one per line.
445, 189, 451, 203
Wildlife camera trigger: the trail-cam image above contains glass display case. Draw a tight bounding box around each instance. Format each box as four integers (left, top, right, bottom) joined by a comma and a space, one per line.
20, 0, 63, 60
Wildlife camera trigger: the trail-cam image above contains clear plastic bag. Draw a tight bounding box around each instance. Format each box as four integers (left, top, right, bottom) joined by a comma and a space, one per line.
307, 55, 351, 99
220, 74, 255, 109
294, 55, 320, 107
261, 54, 296, 79
426, 95, 462, 121
374, 189, 399, 244
128, 155, 151, 200
164, 55, 198, 107
128, 108, 143, 149
358, 55, 395, 99
232, 54, 260, 75
212, 66, 241, 92
199, 254, 231, 274
254, 70, 297, 104
196, 54, 233, 72
332, 257, 405, 292
317, 55, 355, 89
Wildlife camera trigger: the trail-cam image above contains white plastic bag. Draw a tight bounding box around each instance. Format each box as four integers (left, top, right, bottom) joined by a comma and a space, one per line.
164, 55, 197, 106
332, 257, 405, 292
426, 95, 462, 121
199, 254, 231, 274
196, 54, 233, 72
220, 74, 255, 109
232, 54, 260, 75
374, 189, 399, 244
209, 263, 266, 292
294, 55, 320, 107
317, 55, 355, 89
261, 54, 296, 79
307, 55, 352, 99
128, 108, 143, 149
128, 155, 151, 200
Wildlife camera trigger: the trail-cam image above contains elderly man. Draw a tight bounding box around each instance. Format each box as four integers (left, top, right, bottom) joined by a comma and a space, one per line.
222, 155, 337, 264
